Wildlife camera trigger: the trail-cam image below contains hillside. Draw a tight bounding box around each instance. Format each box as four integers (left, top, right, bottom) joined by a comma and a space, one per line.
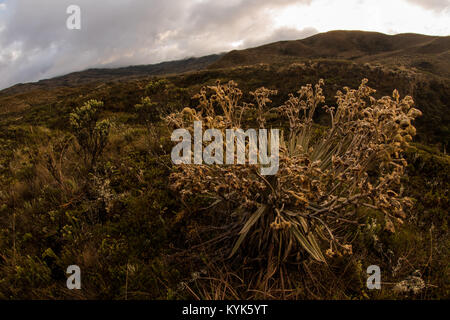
2, 31, 449, 96
0, 54, 223, 96
211, 31, 450, 77
1, 31, 448, 148
0, 30, 448, 300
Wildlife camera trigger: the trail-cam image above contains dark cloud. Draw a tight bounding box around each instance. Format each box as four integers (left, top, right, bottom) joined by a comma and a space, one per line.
406, 0, 450, 11
0, 0, 311, 89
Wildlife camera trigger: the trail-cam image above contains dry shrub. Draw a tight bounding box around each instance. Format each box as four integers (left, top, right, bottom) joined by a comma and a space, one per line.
165, 79, 422, 296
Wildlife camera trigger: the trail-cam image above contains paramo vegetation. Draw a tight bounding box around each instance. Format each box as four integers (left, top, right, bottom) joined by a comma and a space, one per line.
0, 66, 448, 299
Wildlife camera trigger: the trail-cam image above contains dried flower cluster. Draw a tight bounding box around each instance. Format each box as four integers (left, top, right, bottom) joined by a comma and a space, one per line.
165, 79, 421, 263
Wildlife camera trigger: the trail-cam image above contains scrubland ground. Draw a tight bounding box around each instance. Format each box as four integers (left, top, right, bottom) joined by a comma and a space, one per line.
0, 60, 448, 300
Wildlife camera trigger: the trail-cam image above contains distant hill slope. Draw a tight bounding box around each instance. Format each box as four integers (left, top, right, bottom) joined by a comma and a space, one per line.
0, 54, 223, 96
210, 30, 450, 77
0, 30, 448, 147
1, 30, 449, 96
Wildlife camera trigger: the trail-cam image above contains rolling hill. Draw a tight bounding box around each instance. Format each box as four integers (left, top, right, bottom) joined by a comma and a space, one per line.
210, 30, 450, 77
0, 30, 449, 147
0, 30, 449, 300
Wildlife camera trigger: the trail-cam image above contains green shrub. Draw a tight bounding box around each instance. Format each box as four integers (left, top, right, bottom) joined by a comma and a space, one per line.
69, 100, 111, 170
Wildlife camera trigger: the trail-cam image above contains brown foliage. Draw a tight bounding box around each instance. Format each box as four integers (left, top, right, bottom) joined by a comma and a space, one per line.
166, 79, 422, 266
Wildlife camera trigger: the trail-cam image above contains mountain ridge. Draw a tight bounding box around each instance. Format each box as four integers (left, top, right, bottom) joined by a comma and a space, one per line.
2, 30, 449, 96
1, 30, 448, 147
0, 54, 223, 96
209, 30, 450, 76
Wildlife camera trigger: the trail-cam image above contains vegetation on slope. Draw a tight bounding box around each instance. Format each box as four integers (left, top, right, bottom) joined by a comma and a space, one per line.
0, 76, 448, 299
0, 31, 448, 300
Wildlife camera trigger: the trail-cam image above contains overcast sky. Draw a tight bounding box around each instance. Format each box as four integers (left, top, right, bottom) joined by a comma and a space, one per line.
0, 0, 449, 90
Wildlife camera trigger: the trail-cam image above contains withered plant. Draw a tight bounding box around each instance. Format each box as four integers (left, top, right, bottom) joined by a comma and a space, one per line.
165, 79, 422, 296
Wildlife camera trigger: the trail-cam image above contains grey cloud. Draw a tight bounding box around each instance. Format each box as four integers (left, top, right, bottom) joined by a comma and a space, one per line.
0, 0, 189, 87
186, 0, 310, 31
0, 0, 314, 89
406, 0, 450, 11
242, 27, 318, 48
